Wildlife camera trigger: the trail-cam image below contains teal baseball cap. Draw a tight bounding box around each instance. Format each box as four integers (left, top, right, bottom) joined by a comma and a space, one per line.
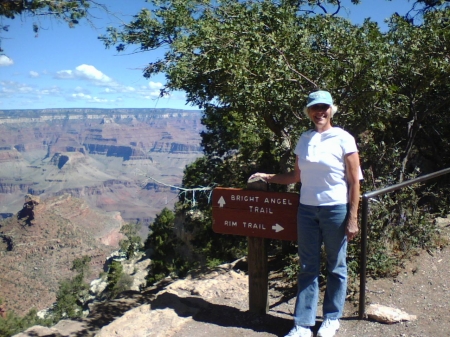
306, 90, 333, 107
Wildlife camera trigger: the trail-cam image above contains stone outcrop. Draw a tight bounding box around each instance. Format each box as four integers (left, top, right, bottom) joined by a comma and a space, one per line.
14, 263, 251, 337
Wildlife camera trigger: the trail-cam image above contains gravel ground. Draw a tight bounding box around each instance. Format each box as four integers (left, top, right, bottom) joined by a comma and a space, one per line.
175, 242, 450, 337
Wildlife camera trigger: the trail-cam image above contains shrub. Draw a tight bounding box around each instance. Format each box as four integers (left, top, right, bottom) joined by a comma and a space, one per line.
145, 208, 191, 285
106, 260, 133, 298
0, 306, 52, 337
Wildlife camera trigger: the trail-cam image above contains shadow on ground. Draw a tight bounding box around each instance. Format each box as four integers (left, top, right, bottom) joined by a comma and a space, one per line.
66, 287, 294, 337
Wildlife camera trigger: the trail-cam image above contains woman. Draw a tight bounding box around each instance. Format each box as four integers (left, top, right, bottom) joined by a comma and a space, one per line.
250, 90, 361, 337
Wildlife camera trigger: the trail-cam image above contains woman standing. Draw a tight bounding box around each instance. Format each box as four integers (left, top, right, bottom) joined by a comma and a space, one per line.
250, 90, 361, 337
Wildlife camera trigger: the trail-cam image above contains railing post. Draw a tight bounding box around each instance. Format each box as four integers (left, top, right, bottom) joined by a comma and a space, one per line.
357, 167, 450, 319
247, 179, 269, 314
358, 195, 370, 319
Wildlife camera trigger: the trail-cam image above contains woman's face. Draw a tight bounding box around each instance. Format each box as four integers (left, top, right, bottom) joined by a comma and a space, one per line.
307, 104, 332, 130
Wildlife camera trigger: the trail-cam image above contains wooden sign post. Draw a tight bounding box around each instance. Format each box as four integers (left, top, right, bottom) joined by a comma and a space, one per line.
212, 183, 299, 314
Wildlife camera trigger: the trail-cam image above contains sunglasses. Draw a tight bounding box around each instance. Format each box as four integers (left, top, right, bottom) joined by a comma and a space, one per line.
309, 104, 330, 111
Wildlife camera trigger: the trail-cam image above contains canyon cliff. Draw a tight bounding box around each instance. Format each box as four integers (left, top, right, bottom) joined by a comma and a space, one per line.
0, 194, 125, 315
0, 108, 203, 234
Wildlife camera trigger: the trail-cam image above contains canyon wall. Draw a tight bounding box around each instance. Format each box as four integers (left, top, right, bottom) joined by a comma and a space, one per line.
0, 108, 204, 234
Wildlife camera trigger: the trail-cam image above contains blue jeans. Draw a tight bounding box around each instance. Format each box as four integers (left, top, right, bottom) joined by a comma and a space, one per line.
293, 203, 348, 326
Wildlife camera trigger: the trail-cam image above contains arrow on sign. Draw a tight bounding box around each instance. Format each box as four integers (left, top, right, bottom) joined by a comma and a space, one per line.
272, 223, 284, 233
218, 196, 226, 208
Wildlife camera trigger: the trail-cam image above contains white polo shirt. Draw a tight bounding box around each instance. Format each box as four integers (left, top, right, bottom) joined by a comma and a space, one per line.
294, 127, 360, 206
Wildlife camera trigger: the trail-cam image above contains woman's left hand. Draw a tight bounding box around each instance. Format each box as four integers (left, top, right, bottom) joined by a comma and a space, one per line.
346, 217, 359, 241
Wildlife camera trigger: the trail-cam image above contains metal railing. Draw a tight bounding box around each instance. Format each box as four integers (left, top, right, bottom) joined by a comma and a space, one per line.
358, 167, 450, 319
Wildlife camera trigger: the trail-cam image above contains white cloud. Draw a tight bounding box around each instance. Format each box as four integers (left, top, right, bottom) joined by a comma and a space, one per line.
52, 66, 172, 104
0, 81, 17, 94
103, 86, 134, 94
0, 55, 14, 67
72, 92, 92, 99
73, 86, 91, 95
135, 84, 166, 99
55, 69, 74, 79
0, 81, 35, 95
74, 64, 114, 84
18, 85, 34, 93
144, 92, 169, 100
89, 97, 108, 103
55, 64, 116, 87
0, 64, 190, 108
39, 87, 62, 95
149, 81, 163, 89
149, 91, 164, 98
71, 92, 109, 104
0, 81, 65, 106
124, 86, 136, 92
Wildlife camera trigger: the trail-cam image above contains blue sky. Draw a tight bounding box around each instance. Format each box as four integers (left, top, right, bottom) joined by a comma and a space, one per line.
0, 0, 413, 110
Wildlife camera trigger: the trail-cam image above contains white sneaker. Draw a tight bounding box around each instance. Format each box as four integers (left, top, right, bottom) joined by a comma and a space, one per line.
284, 324, 312, 337
317, 319, 340, 337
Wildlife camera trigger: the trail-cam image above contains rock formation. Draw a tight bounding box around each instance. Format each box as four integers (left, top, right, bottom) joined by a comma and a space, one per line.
0, 108, 203, 232
0, 194, 125, 315
13, 262, 255, 337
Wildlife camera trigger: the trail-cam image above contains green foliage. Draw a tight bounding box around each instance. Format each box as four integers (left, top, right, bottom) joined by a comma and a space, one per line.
178, 157, 248, 262
119, 223, 143, 259
106, 261, 122, 292
52, 256, 91, 321
106, 261, 133, 298
145, 208, 177, 256
104, 0, 450, 277
0, 0, 110, 50
347, 179, 446, 280
206, 258, 223, 269
53, 278, 87, 320
71, 255, 91, 275
0, 0, 104, 35
145, 208, 190, 284
114, 273, 133, 294
282, 254, 301, 282
0, 256, 92, 335
0, 305, 53, 337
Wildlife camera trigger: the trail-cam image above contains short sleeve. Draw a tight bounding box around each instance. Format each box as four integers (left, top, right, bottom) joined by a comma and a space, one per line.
341, 132, 358, 155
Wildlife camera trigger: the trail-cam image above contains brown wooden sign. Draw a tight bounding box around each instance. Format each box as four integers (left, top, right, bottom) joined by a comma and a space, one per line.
212, 187, 299, 241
